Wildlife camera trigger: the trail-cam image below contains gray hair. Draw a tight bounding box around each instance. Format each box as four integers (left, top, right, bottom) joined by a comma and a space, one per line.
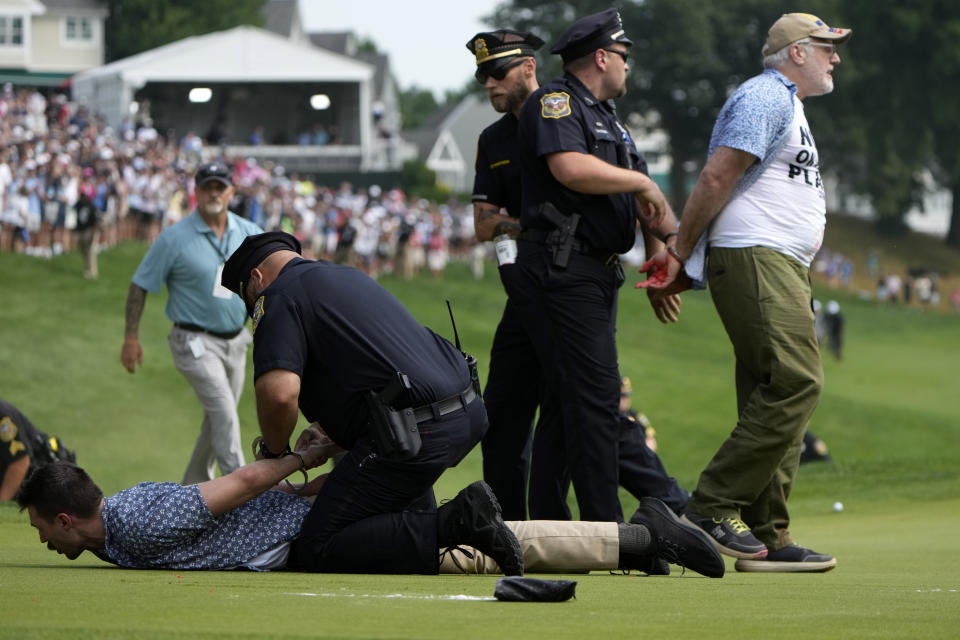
763, 37, 811, 69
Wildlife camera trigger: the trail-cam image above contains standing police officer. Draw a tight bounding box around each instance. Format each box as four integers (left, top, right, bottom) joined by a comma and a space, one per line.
513, 9, 682, 521
220, 231, 523, 575
466, 29, 544, 521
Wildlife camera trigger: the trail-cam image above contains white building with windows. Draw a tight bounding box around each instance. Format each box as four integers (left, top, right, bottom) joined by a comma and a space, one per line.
0, 0, 105, 87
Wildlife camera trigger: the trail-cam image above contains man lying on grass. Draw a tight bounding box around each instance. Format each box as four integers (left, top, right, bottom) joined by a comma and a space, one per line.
16, 431, 723, 578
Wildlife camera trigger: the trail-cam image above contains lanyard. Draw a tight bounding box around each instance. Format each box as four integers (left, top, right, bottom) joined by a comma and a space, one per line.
204, 228, 231, 263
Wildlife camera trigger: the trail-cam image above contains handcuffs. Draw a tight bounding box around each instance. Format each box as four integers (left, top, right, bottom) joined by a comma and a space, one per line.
251, 436, 309, 494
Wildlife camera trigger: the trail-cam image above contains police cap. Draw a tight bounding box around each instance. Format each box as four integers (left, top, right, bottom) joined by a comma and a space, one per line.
195, 161, 233, 187
550, 8, 632, 63
466, 29, 543, 83
221, 231, 301, 297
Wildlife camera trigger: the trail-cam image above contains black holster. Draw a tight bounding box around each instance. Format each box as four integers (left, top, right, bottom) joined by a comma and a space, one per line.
366, 372, 422, 460
539, 202, 581, 268
465, 353, 481, 397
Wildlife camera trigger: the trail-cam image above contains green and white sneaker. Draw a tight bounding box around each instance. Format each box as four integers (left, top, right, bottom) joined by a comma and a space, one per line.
735, 544, 837, 573
683, 512, 768, 559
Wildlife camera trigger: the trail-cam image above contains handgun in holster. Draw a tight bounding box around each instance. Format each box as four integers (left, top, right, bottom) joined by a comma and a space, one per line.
539, 201, 581, 268
465, 353, 481, 397
365, 371, 422, 460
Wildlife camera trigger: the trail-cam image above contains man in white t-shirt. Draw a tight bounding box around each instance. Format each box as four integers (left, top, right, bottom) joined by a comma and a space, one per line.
638, 13, 851, 573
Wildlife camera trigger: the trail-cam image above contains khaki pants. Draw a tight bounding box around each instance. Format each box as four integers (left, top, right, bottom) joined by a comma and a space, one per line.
687, 247, 823, 550
76, 226, 99, 278
439, 521, 619, 574
169, 326, 251, 484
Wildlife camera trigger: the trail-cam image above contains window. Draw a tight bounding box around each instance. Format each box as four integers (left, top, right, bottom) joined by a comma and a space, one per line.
0, 15, 24, 46
65, 16, 93, 41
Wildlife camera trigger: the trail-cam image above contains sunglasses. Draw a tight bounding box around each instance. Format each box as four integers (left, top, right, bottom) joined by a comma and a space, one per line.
805, 42, 838, 56
476, 57, 527, 83
603, 48, 629, 63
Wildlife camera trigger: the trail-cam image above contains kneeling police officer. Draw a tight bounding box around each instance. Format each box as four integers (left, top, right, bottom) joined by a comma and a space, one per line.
221, 231, 522, 575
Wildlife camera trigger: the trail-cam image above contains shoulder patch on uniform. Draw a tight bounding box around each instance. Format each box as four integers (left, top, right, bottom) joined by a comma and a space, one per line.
251, 296, 265, 335
0, 416, 18, 443
540, 92, 572, 119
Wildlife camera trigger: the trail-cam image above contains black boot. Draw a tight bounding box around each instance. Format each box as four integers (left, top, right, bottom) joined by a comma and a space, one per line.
438, 481, 524, 576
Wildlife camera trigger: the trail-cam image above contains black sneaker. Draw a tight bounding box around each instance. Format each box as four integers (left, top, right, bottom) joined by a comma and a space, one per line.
438, 481, 524, 576
630, 498, 725, 578
683, 512, 768, 559
735, 544, 836, 573
645, 557, 671, 576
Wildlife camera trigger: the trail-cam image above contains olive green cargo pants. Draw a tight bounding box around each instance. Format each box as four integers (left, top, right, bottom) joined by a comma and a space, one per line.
687, 246, 824, 550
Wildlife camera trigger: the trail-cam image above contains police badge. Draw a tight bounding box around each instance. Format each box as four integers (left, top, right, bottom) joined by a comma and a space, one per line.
540, 92, 571, 119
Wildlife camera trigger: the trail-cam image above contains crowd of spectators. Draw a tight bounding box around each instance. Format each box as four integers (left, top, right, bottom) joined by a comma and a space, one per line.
0, 85, 477, 280
813, 246, 952, 311
4, 85, 955, 300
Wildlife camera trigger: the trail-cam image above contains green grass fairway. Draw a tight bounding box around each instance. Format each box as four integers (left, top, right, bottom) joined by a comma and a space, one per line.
2, 238, 959, 639
2, 498, 958, 639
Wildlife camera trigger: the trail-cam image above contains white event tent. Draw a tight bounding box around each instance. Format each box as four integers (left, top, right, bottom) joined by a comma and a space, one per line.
71, 26, 378, 169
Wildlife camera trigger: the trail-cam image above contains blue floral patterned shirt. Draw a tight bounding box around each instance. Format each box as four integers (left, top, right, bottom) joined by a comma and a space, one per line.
685, 68, 798, 285
98, 482, 310, 570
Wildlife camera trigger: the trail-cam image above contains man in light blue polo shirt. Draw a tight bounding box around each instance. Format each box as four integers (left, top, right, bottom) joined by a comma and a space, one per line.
121, 162, 262, 483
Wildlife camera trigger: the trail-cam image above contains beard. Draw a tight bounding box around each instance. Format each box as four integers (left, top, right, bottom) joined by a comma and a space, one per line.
489, 75, 530, 114
202, 200, 225, 216
819, 75, 835, 95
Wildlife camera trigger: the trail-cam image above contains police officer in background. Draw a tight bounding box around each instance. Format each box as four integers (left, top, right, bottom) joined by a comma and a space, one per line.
220, 231, 523, 575
513, 9, 682, 521
466, 29, 544, 521
0, 398, 75, 501
616, 377, 689, 515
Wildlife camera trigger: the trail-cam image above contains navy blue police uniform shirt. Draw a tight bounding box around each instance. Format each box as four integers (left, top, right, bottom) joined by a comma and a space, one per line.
0, 399, 40, 474
250, 258, 471, 449
473, 113, 523, 219
518, 73, 649, 254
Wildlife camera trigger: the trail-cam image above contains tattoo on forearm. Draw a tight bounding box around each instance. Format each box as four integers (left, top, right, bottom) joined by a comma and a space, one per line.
492, 219, 522, 238
124, 284, 147, 335
477, 208, 497, 224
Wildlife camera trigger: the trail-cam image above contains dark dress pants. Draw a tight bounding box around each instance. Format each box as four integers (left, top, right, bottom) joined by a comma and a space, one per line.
617, 415, 690, 514
540, 412, 692, 520
286, 398, 487, 574
481, 264, 543, 521
505, 241, 623, 522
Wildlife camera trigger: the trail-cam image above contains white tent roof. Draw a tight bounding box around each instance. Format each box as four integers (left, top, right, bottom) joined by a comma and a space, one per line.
72, 25, 374, 88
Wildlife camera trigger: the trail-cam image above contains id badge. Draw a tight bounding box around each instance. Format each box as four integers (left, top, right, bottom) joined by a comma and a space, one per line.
494, 234, 518, 266
213, 264, 233, 299
188, 336, 206, 359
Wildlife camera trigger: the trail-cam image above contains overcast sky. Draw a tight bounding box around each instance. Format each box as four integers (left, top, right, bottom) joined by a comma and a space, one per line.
298, 0, 498, 98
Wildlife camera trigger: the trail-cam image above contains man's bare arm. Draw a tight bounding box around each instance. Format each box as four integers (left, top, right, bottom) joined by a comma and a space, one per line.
674, 146, 757, 259
473, 203, 521, 242
637, 146, 757, 292
0, 456, 31, 501
121, 284, 148, 373
254, 369, 302, 455
546, 151, 675, 229
197, 436, 334, 517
